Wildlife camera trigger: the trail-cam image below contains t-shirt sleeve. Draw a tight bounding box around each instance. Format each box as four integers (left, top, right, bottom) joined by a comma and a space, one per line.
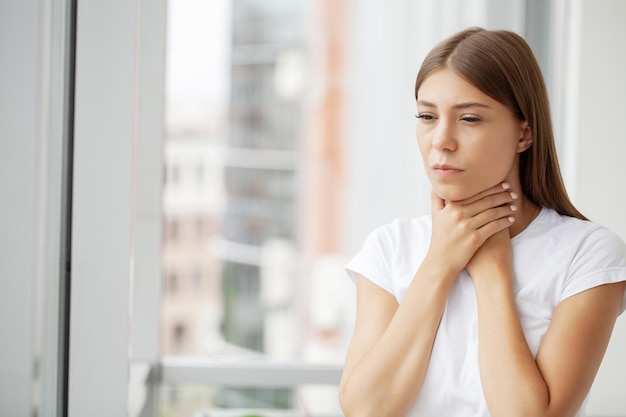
345, 225, 395, 296
561, 227, 626, 314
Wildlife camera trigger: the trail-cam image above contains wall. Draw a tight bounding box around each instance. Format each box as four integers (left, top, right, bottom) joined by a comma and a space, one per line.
573, 0, 626, 414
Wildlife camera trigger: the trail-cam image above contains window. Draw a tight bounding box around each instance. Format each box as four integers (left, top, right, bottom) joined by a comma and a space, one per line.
167, 219, 180, 242
158, 0, 350, 414
9, 0, 622, 416
196, 163, 204, 186
194, 217, 204, 242
168, 272, 178, 294
192, 266, 202, 292
169, 163, 180, 186
172, 324, 186, 354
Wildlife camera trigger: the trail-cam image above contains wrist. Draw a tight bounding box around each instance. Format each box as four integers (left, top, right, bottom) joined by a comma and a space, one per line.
420, 255, 461, 285
472, 266, 514, 297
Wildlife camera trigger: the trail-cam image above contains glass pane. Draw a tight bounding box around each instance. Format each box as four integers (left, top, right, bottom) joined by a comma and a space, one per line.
161, 0, 351, 414
160, 385, 295, 417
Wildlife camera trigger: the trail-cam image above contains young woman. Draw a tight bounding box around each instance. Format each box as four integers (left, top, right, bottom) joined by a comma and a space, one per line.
339, 27, 626, 417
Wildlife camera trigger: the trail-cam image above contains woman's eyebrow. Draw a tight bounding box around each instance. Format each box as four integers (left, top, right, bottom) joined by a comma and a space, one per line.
417, 99, 436, 107
417, 99, 491, 109
453, 101, 491, 110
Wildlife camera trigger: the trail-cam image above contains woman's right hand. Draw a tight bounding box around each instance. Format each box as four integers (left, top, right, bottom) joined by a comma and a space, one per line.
426, 182, 518, 275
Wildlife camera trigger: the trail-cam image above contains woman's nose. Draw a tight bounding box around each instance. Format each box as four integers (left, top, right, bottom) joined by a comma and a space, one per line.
432, 122, 457, 151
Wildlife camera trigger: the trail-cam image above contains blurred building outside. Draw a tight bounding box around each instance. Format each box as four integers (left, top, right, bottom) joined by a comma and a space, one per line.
159, 0, 352, 415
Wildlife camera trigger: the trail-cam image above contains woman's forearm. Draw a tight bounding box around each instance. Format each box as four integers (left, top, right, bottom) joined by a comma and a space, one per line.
473, 276, 551, 417
339, 260, 457, 417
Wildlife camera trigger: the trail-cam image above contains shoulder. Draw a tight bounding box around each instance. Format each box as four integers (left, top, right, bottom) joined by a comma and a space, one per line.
536, 208, 626, 311
515, 207, 626, 283
345, 215, 432, 292
527, 207, 625, 251
369, 215, 432, 246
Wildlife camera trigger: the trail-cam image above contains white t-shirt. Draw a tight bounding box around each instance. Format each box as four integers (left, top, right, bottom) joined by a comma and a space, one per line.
345, 207, 626, 417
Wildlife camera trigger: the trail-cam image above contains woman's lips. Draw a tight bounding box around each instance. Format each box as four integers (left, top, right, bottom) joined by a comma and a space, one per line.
432, 164, 463, 176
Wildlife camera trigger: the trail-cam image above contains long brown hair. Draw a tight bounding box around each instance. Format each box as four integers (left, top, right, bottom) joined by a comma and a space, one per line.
415, 27, 586, 220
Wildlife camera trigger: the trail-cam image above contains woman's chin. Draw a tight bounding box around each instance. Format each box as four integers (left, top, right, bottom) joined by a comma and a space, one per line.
433, 186, 473, 203
432, 180, 506, 203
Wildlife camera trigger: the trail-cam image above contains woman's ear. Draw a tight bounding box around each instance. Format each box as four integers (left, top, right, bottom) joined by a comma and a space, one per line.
517, 123, 532, 153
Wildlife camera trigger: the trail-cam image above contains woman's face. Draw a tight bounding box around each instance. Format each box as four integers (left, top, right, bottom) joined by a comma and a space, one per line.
416, 68, 530, 202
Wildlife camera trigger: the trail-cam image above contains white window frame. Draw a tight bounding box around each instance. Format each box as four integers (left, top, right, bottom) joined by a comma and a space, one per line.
0, 0, 73, 415
68, 0, 167, 415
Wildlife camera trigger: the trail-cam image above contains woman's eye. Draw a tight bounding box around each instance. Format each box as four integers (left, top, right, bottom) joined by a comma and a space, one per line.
415, 113, 435, 121
460, 116, 481, 123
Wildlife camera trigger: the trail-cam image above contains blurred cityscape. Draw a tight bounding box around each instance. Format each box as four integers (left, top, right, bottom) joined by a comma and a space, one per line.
160, 0, 352, 415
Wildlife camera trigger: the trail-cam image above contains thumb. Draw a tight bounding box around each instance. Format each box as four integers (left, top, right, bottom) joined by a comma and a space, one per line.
431, 189, 445, 214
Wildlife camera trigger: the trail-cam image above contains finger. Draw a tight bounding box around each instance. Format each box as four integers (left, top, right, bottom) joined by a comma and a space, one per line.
470, 205, 517, 230
431, 189, 445, 214
465, 190, 518, 218
476, 214, 515, 241
459, 182, 512, 206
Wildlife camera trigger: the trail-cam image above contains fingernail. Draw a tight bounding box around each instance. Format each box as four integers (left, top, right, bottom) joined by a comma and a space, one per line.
508, 216, 515, 222
510, 204, 518, 211
510, 191, 518, 199
502, 182, 511, 190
